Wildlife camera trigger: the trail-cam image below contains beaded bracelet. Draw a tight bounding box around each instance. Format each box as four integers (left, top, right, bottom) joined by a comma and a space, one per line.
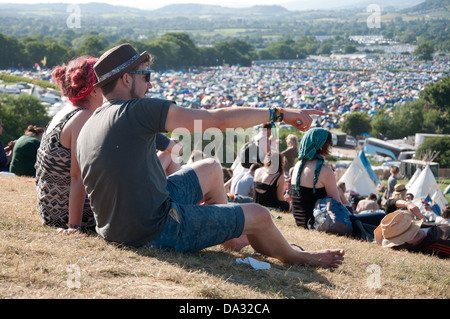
269, 107, 284, 124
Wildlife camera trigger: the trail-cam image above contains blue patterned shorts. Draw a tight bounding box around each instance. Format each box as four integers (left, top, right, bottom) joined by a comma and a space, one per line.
148, 166, 245, 252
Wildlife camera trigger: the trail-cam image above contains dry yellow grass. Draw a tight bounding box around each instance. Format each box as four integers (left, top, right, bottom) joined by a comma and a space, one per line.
1, 174, 449, 300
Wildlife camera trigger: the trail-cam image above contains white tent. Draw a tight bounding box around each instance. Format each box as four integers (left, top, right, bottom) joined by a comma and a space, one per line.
407, 165, 448, 210
405, 167, 421, 190
338, 153, 377, 196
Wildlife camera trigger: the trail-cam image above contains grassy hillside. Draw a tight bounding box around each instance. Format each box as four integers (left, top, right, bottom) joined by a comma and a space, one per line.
0, 174, 448, 301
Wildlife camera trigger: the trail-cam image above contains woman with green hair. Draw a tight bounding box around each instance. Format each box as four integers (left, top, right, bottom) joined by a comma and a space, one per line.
290, 128, 341, 228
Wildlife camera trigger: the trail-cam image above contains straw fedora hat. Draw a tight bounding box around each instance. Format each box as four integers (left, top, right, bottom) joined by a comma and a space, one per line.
374, 210, 423, 248
392, 183, 407, 199
93, 43, 149, 88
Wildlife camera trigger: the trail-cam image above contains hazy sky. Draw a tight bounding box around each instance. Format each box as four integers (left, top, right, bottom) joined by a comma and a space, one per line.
0, 0, 293, 10
0, 0, 370, 11
0, 0, 425, 11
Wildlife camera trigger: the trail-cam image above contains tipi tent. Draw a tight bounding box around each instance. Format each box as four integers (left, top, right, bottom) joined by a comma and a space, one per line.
358, 151, 380, 185
406, 167, 421, 190
407, 165, 448, 211
338, 151, 378, 196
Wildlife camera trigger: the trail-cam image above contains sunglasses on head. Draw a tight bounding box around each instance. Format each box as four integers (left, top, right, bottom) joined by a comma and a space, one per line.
128, 70, 151, 82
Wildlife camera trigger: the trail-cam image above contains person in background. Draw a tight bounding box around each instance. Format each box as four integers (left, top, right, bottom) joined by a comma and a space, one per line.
9, 125, 44, 177
337, 181, 350, 206
281, 134, 298, 176
375, 210, 449, 258
436, 205, 450, 225
384, 183, 426, 221
386, 166, 400, 199
253, 122, 272, 163
290, 128, 341, 228
355, 193, 379, 214
156, 134, 183, 176
0, 119, 14, 172
226, 163, 259, 203
253, 152, 289, 212
35, 56, 103, 233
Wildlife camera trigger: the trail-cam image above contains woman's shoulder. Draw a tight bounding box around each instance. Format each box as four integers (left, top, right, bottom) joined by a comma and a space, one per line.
320, 164, 334, 174
318, 164, 336, 181
65, 107, 94, 128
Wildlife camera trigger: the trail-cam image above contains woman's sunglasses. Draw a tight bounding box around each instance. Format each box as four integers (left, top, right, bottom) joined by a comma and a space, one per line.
128, 70, 151, 82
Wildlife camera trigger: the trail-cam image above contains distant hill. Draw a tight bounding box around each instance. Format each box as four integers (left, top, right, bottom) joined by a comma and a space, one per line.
282, 0, 426, 11
152, 4, 289, 16
0, 2, 145, 16
402, 0, 450, 13
0, 1, 434, 19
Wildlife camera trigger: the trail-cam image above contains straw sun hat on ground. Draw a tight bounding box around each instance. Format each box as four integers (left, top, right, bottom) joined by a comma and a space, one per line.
374, 210, 423, 248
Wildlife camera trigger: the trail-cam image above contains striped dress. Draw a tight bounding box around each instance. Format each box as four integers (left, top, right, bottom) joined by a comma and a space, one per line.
35, 108, 95, 230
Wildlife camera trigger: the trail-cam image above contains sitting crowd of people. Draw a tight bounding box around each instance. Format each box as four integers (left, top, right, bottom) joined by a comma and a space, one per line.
225, 126, 449, 258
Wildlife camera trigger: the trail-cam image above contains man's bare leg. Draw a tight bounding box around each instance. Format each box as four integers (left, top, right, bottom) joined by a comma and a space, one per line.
158, 151, 182, 176
190, 158, 250, 250
187, 158, 344, 267
241, 203, 345, 269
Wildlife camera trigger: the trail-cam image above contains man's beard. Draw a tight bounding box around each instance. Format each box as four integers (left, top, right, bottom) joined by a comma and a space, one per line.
130, 77, 147, 99
130, 80, 140, 99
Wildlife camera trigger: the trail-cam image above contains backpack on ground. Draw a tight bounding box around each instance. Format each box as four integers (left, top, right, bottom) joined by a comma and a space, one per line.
313, 196, 353, 236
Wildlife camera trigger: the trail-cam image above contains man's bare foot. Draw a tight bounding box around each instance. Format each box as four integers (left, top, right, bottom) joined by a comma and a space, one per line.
295, 249, 345, 269
222, 235, 250, 251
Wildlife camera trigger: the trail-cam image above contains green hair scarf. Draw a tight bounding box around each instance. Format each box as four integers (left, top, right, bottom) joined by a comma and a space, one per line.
295, 128, 330, 194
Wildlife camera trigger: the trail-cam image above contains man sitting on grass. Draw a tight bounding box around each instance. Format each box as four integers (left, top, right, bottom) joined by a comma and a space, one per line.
76, 43, 345, 269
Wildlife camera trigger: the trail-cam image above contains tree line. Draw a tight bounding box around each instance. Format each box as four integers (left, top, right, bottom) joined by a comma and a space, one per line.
0, 28, 441, 71
0, 31, 338, 70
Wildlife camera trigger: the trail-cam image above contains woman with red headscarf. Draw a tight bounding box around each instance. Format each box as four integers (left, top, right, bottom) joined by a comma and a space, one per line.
35, 56, 103, 234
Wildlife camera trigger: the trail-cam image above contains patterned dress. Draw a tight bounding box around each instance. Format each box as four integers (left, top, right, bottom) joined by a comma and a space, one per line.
35, 108, 95, 230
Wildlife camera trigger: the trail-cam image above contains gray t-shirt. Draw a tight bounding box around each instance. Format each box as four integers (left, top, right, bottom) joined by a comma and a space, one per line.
230, 172, 254, 197
77, 98, 172, 246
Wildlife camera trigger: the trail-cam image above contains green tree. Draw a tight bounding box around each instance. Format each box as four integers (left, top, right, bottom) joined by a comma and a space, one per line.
420, 76, 450, 133
420, 76, 450, 112
0, 94, 50, 143
43, 41, 72, 67
160, 33, 199, 68
77, 35, 109, 57
0, 33, 24, 68
390, 100, 425, 138
318, 42, 333, 55
199, 46, 220, 66
145, 38, 181, 70
214, 40, 255, 66
261, 40, 296, 59
343, 45, 357, 54
416, 136, 450, 168
294, 36, 319, 55
414, 43, 434, 61
22, 38, 47, 67
341, 112, 371, 137
371, 107, 394, 139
